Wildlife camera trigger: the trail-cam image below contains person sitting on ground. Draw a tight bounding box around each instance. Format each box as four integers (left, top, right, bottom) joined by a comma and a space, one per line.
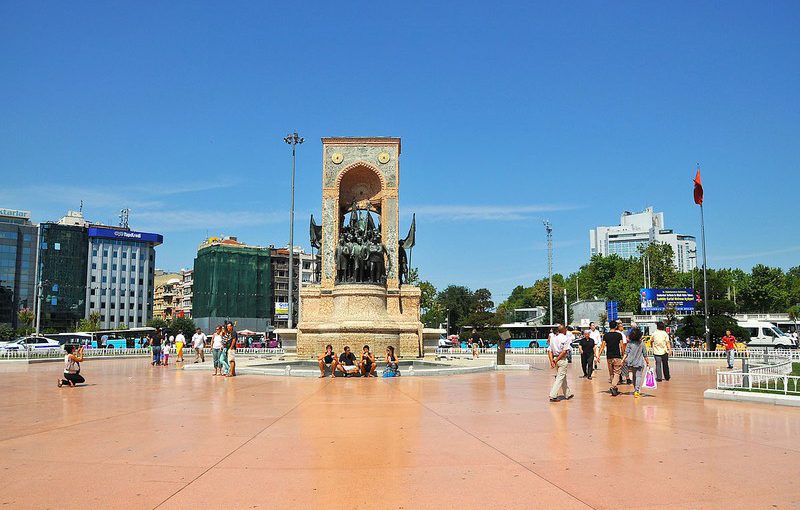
318, 344, 338, 378
359, 345, 376, 377
59, 345, 85, 388
385, 345, 400, 376
336, 346, 359, 377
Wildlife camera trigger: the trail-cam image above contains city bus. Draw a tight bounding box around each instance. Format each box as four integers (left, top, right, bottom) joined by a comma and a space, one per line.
498, 323, 558, 348
46, 327, 155, 348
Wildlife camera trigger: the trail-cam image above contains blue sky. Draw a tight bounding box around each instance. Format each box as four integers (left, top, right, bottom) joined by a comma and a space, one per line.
1, 1, 798, 302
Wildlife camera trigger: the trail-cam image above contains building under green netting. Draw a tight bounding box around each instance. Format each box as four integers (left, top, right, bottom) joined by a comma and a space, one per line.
192, 243, 272, 332
40, 223, 88, 332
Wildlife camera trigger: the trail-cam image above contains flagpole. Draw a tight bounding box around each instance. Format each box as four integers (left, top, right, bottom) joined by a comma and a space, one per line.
700, 201, 710, 350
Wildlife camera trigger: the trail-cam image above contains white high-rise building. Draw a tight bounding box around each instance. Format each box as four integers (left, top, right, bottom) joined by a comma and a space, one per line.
589, 207, 696, 273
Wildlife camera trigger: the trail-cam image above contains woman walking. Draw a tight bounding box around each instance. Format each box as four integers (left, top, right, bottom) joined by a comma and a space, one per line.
621, 326, 649, 398
58, 345, 86, 387
651, 322, 671, 381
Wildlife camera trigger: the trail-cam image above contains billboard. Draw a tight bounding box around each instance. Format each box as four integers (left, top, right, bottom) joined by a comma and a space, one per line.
88, 227, 163, 245
640, 288, 696, 312
275, 302, 289, 320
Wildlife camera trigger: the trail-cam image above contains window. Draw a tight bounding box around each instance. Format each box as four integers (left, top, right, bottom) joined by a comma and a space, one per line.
54, 242, 61, 250
92, 263, 97, 270
40, 241, 47, 249
91, 276, 96, 283
110, 303, 115, 309
111, 277, 116, 284
102, 263, 107, 270
101, 276, 107, 283
112, 264, 117, 271
122, 252, 127, 258
23, 234, 32, 242
103, 250, 108, 257
101, 302, 106, 308
121, 265, 126, 271
129, 316, 134, 323
112, 251, 117, 258
90, 289, 96, 295
92, 250, 97, 256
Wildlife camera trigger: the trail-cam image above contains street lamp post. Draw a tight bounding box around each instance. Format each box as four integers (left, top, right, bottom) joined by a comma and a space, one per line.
283, 132, 304, 329
543, 221, 553, 325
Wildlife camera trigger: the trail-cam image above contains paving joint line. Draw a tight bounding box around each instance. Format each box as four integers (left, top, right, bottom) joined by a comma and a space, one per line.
388, 380, 597, 510
151, 378, 333, 509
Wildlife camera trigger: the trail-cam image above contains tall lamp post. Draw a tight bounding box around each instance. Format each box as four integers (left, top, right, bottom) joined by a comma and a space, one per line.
284, 132, 304, 329
544, 220, 553, 325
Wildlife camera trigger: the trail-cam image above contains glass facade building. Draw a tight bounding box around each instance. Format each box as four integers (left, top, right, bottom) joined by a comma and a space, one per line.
0, 209, 37, 330
39, 223, 89, 332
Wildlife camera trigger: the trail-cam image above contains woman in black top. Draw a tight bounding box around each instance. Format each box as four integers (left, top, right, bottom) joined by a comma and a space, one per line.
150, 330, 163, 366
385, 345, 400, 376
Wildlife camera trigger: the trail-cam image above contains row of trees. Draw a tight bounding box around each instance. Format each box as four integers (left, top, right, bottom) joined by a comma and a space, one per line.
418, 243, 800, 339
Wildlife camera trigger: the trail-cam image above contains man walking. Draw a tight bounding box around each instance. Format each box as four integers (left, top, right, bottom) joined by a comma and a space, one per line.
651, 322, 671, 381
589, 322, 602, 370
192, 327, 206, 363
722, 329, 737, 369
578, 329, 594, 379
548, 325, 574, 402
599, 320, 624, 396
618, 321, 631, 384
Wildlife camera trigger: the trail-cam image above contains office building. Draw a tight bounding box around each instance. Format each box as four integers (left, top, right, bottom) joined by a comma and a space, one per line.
176, 268, 193, 318
589, 207, 697, 273
192, 236, 272, 332
270, 246, 318, 329
153, 270, 181, 319
0, 208, 37, 329
38, 212, 89, 331
85, 226, 163, 329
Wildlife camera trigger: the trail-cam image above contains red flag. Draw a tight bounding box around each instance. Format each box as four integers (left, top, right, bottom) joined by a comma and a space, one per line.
693, 168, 703, 205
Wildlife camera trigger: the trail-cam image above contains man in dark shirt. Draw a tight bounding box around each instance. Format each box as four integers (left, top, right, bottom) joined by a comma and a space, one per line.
598, 320, 624, 396
578, 330, 595, 379
150, 329, 163, 366
337, 346, 359, 377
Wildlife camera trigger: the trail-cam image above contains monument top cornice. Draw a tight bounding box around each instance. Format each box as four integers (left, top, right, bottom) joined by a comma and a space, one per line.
321, 137, 401, 153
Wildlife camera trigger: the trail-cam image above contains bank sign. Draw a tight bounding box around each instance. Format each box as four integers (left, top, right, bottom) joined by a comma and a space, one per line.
275, 302, 289, 319
88, 227, 163, 244
640, 288, 696, 312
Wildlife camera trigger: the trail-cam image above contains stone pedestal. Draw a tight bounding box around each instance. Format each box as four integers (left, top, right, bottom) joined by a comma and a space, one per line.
296, 283, 423, 359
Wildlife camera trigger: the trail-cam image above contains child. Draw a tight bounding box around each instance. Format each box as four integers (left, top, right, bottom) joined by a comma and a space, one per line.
162, 343, 169, 366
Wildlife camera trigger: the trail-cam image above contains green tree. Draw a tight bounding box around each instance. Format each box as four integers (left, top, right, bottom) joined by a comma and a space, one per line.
116, 323, 128, 330
146, 317, 169, 331
0, 324, 15, 341
76, 312, 101, 332
739, 264, 788, 312
419, 280, 443, 328
437, 285, 475, 335
170, 316, 197, 336
17, 308, 34, 335
463, 288, 501, 339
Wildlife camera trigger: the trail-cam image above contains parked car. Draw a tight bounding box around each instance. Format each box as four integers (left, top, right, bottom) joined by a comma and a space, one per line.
0, 336, 62, 352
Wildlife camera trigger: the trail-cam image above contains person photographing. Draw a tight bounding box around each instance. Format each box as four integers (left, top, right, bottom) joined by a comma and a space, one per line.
58, 345, 86, 388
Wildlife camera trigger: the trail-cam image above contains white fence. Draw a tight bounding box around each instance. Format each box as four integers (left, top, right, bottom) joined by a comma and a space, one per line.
434, 346, 799, 360
715, 349, 798, 395
0, 347, 285, 360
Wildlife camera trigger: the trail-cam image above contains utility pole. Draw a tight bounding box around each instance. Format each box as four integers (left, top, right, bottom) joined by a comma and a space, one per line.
563, 288, 568, 326
33, 223, 42, 341
544, 220, 553, 325
283, 131, 304, 329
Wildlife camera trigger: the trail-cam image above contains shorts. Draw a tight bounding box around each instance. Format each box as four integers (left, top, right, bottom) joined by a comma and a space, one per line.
227, 350, 236, 362
472, 343, 479, 349
342, 364, 358, 372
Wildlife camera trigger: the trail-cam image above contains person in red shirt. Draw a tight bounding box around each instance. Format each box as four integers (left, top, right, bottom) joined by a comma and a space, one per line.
722, 329, 737, 369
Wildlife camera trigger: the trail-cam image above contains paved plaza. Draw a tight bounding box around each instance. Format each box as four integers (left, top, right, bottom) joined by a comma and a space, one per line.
1, 357, 798, 509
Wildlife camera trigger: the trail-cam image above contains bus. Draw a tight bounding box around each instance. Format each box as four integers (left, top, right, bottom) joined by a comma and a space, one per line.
46, 327, 155, 349
498, 323, 559, 348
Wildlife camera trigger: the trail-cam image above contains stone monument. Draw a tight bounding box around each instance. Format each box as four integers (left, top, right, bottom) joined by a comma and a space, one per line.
295, 137, 423, 358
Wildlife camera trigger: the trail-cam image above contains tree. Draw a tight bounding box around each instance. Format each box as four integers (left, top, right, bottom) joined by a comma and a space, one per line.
17, 308, 34, 335
147, 317, 169, 331
76, 312, 101, 332
406, 268, 420, 286
0, 324, 14, 341
437, 285, 474, 335
419, 280, 443, 328
738, 264, 788, 313
170, 316, 197, 336
116, 323, 128, 330
463, 288, 501, 339
788, 305, 800, 333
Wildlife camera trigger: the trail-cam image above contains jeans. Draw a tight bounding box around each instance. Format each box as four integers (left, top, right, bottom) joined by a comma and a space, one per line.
654, 354, 670, 381
152, 346, 162, 365
219, 348, 230, 374
549, 359, 573, 399
212, 348, 222, 369
580, 352, 594, 378
61, 372, 85, 385
630, 366, 644, 392
726, 349, 735, 368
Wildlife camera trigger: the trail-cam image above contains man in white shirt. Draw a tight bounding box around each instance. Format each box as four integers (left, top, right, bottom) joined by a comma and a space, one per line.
548, 325, 574, 402
192, 328, 206, 363
589, 322, 602, 370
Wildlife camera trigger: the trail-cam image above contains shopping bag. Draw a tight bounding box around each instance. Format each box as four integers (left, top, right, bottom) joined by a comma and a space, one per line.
644, 367, 657, 389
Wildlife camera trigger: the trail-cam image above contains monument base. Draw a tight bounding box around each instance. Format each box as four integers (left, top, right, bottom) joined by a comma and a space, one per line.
296, 284, 423, 359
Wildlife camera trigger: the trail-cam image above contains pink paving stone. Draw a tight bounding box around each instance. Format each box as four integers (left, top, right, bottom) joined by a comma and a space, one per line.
0, 358, 798, 509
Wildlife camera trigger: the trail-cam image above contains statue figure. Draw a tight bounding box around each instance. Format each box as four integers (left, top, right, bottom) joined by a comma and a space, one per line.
350, 234, 366, 282
336, 233, 351, 283
398, 214, 416, 285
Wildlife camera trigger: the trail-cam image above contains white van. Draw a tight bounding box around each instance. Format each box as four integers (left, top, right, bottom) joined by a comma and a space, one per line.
736, 321, 797, 349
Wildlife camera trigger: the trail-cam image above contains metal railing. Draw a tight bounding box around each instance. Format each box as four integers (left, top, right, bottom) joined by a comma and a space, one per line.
434, 346, 800, 361
715, 349, 797, 395
0, 347, 285, 360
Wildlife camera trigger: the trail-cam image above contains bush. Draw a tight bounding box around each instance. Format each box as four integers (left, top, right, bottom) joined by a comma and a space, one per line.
0, 324, 15, 341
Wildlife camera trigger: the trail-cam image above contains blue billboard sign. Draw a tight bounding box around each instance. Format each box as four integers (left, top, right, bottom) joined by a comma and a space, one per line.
606, 300, 619, 321
640, 288, 696, 312
88, 227, 163, 245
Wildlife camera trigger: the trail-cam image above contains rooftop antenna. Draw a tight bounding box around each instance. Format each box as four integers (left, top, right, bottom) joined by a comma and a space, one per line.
79, 200, 84, 213
119, 208, 130, 229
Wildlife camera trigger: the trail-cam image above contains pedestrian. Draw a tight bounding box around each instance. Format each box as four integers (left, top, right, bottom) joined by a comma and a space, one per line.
58, 345, 86, 387
589, 322, 602, 370
150, 329, 162, 366
578, 330, 594, 379
618, 321, 631, 384
598, 320, 624, 397
211, 325, 224, 376
162, 339, 169, 366
227, 333, 237, 377
471, 329, 481, 359
222, 322, 237, 376
175, 330, 186, 362
192, 328, 206, 363
622, 326, 649, 398
548, 325, 574, 402
721, 329, 737, 369
651, 322, 671, 382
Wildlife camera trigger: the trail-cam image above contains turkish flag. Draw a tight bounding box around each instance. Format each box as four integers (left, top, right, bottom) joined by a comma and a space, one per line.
693, 168, 703, 205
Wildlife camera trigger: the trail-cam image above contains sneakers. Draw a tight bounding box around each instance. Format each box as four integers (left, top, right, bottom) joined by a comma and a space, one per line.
610, 387, 619, 396
634, 391, 641, 398
549, 398, 559, 403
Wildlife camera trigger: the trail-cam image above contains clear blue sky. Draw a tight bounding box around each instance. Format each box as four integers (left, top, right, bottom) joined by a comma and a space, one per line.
1, 1, 798, 302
